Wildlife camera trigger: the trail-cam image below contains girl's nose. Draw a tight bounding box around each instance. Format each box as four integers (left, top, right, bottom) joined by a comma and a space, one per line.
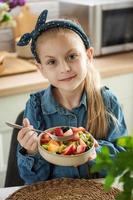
59, 60, 71, 73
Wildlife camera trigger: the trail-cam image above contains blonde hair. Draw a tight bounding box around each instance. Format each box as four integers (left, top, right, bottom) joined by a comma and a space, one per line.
36, 27, 118, 139
85, 64, 108, 139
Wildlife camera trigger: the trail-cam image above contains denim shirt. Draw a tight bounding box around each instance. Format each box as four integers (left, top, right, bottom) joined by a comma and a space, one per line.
17, 85, 127, 184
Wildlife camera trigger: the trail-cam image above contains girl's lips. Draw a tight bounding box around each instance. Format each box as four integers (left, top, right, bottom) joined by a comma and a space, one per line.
59, 75, 77, 81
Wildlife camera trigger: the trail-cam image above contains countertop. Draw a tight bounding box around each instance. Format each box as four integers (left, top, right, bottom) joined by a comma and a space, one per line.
0, 52, 133, 97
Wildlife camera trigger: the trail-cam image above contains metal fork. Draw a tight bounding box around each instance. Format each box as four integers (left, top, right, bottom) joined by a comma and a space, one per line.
5, 122, 73, 141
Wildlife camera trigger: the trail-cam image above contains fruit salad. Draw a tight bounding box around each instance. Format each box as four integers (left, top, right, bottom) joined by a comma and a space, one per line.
40, 127, 94, 155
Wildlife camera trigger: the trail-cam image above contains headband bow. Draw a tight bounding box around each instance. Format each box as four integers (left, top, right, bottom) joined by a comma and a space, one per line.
17, 9, 90, 63
17, 10, 48, 46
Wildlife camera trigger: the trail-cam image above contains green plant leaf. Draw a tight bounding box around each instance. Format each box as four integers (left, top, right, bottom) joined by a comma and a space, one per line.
103, 174, 115, 190
117, 136, 133, 149
1, 13, 11, 22
91, 136, 133, 200
116, 191, 131, 200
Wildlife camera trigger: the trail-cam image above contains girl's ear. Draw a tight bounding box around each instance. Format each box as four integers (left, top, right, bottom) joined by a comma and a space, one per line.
36, 61, 42, 72
86, 47, 94, 63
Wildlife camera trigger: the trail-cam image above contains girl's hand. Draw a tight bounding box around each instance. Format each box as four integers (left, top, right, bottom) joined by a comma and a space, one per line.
88, 139, 99, 161
73, 139, 99, 167
17, 118, 38, 155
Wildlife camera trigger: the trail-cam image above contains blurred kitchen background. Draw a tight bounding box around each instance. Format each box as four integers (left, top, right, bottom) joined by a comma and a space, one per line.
0, 0, 133, 187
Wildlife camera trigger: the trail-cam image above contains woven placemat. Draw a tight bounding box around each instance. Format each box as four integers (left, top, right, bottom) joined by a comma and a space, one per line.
6, 178, 120, 200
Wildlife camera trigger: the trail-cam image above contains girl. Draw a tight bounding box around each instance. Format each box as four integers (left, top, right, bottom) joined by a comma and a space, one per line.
17, 10, 127, 184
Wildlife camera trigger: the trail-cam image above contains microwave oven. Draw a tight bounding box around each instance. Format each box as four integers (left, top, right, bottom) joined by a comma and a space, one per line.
60, 0, 133, 56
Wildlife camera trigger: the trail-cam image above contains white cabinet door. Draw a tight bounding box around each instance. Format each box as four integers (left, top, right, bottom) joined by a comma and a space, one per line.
101, 73, 133, 135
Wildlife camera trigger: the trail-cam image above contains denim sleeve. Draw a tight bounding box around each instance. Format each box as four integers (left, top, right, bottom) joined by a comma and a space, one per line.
17, 94, 50, 184
88, 87, 127, 174
17, 144, 51, 184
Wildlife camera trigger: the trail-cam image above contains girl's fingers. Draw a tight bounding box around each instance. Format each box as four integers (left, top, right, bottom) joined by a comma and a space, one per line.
25, 134, 38, 155
18, 130, 38, 153
93, 138, 99, 147
21, 130, 35, 146
17, 128, 26, 141
17, 118, 33, 141
17, 118, 38, 154
25, 132, 38, 148
29, 142, 38, 154
23, 118, 31, 127
17, 127, 32, 141
88, 150, 97, 161
94, 140, 99, 147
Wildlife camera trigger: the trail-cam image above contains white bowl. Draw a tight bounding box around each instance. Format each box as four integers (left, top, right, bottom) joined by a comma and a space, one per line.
38, 127, 95, 166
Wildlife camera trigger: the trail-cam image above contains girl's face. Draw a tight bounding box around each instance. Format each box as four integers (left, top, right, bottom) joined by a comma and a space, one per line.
36, 30, 93, 92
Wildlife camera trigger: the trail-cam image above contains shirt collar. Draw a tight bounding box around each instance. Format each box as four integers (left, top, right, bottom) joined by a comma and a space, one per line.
41, 85, 87, 114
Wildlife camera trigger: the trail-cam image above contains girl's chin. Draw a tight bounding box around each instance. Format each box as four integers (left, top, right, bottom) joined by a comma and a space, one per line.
58, 84, 84, 93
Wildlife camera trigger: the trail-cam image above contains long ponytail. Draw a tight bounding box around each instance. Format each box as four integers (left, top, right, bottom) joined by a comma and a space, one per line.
85, 64, 108, 139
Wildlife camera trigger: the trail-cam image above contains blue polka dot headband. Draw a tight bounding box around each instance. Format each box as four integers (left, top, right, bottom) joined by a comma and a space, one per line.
17, 9, 90, 63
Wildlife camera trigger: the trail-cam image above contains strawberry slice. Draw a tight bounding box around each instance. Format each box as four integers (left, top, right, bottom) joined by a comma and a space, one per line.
63, 128, 73, 136
62, 143, 76, 155
70, 132, 79, 141
40, 133, 51, 144
53, 128, 64, 136
72, 143, 77, 153
76, 144, 86, 154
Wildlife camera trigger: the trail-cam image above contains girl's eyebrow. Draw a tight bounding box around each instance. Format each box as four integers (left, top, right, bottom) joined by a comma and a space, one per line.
44, 55, 55, 58
67, 48, 78, 53
65, 48, 79, 57
44, 48, 79, 58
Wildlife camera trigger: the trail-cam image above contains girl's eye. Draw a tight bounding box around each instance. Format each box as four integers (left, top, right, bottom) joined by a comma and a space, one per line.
67, 53, 78, 61
47, 59, 56, 66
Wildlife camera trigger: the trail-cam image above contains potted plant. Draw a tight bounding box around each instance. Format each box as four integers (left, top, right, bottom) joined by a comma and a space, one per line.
0, 2, 15, 28
0, 0, 26, 51
91, 136, 133, 200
